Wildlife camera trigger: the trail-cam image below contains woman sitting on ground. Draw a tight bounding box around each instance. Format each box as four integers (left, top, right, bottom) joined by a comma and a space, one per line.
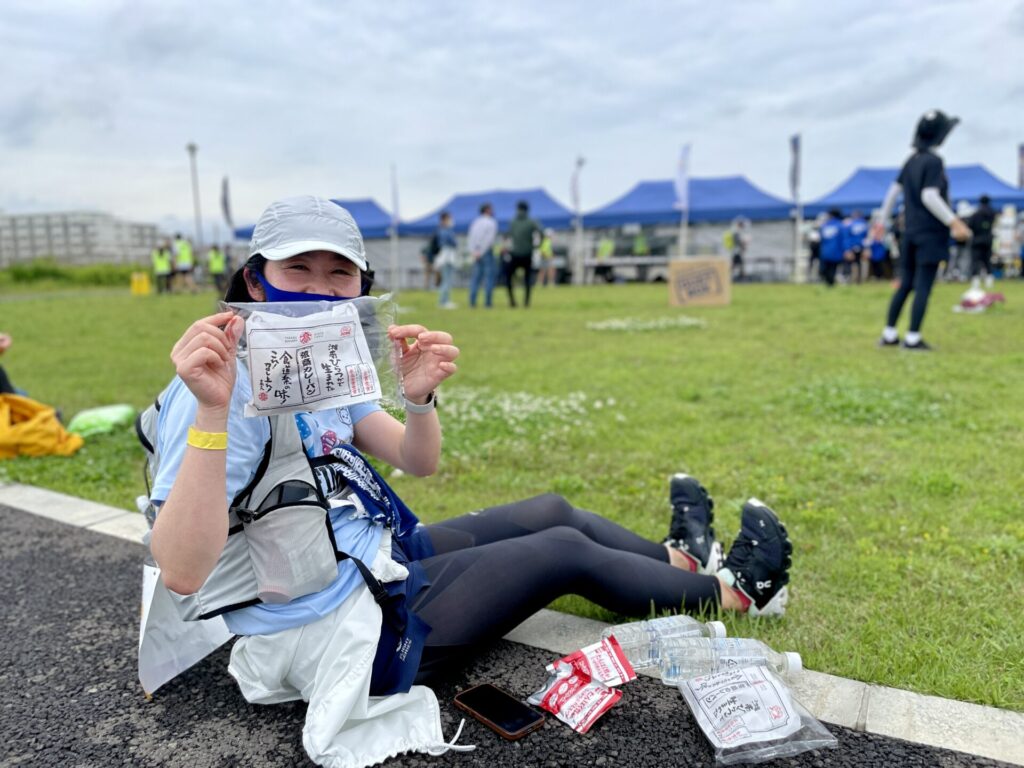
148, 195, 793, 768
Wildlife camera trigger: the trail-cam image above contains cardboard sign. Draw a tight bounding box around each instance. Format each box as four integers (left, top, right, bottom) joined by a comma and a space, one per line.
668, 258, 731, 307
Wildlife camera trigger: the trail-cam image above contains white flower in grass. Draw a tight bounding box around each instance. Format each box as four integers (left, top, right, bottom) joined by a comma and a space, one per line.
586, 315, 706, 332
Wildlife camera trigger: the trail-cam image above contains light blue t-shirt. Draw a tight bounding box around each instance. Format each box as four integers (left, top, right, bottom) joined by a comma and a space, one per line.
152, 359, 385, 636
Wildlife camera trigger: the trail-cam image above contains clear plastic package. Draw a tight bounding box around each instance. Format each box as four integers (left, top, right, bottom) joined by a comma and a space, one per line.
677, 666, 837, 765
223, 295, 403, 414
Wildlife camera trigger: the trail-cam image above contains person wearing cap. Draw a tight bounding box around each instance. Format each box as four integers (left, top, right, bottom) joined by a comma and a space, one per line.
877, 110, 972, 351
146, 196, 794, 768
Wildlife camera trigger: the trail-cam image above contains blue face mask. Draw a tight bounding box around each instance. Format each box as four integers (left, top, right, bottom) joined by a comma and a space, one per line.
254, 272, 356, 303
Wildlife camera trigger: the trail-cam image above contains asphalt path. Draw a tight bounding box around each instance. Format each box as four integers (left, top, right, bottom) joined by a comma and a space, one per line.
1, 505, 1015, 768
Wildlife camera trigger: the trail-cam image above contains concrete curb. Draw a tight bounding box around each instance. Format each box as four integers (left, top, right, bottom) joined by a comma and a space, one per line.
2, 482, 1021, 767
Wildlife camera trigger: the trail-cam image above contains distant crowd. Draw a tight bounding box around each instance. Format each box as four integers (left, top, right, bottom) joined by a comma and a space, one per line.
421, 200, 555, 309
150, 235, 234, 295
808, 196, 1024, 286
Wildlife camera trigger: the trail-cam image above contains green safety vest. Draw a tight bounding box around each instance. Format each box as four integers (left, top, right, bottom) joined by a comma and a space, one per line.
151, 248, 172, 275
596, 238, 614, 260
539, 237, 554, 259
175, 240, 194, 268
208, 248, 226, 274
633, 234, 649, 256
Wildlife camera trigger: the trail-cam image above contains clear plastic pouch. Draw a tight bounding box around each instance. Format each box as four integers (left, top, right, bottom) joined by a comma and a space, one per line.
677, 666, 837, 766
223, 295, 403, 415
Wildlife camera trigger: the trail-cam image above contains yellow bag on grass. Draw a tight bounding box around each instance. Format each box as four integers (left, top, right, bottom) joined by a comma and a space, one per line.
0, 394, 84, 459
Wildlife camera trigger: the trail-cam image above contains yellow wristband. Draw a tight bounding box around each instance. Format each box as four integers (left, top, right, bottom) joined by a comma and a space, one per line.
187, 425, 228, 450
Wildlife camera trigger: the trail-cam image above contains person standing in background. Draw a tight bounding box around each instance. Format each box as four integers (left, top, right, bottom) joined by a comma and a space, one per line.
594, 232, 616, 283
877, 110, 971, 351
818, 209, 844, 286
841, 210, 868, 284
505, 200, 542, 307
865, 222, 892, 281
945, 200, 975, 280
967, 194, 997, 280
151, 239, 174, 294
173, 233, 197, 294
207, 243, 228, 295
537, 229, 556, 287
466, 203, 498, 308
730, 218, 750, 281
632, 228, 651, 282
434, 212, 458, 309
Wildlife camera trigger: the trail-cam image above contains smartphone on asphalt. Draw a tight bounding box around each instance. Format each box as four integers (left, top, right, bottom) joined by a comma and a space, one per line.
453, 683, 546, 740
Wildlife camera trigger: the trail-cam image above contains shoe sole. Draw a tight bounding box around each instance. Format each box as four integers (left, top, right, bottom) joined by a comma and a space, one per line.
748, 585, 789, 617
702, 540, 724, 575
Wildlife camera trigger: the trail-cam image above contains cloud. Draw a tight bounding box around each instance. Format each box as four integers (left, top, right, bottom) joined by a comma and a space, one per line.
0, 0, 1020, 221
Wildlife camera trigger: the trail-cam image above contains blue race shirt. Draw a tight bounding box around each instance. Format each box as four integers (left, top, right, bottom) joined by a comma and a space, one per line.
842, 217, 868, 252
819, 220, 845, 262
152, 358, 385, 636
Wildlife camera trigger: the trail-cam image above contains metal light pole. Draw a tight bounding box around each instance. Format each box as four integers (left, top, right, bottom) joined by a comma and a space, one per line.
571, 156, 585, 285
186, 142, 204, 247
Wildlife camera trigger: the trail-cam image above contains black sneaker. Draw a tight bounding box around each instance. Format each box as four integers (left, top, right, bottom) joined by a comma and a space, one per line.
901, 339, 933, 351
719, 498, 792, 616
877, 336, 900, 348
663, 474, 723, 574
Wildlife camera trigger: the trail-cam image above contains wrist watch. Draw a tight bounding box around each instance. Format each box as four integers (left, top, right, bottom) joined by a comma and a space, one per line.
403, 391, 436, 414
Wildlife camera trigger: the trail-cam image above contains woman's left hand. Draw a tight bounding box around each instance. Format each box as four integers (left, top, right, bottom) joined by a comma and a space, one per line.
388, 324, 459, 401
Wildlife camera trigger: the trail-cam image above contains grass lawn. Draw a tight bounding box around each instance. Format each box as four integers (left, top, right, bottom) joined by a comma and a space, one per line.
2, 279, 1022, 710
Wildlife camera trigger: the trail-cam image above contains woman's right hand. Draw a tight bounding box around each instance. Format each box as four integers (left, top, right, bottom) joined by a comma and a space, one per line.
171, 311, 244, 413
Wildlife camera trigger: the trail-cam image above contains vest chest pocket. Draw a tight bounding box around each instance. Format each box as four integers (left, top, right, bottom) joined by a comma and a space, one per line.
243, 481, 339, 604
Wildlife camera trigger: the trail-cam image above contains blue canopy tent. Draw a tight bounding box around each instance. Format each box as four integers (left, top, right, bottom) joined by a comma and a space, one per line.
583, 176, 793, 228
804, 164, 1024, 217
233, 198, 394, 241
399, 188, 574, 235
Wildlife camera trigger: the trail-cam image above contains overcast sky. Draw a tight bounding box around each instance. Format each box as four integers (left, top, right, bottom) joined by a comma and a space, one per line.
1, 0, 1021, 234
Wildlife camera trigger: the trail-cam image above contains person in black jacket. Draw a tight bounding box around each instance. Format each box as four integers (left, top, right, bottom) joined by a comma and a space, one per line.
967, 194, 997, 279
876, 110, 972, 351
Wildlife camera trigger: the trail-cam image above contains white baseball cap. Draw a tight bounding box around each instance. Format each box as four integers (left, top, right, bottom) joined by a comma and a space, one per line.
249, 195, 368, 271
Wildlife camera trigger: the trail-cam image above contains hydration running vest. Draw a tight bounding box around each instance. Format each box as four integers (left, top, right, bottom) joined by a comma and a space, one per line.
136, 386, 392, 623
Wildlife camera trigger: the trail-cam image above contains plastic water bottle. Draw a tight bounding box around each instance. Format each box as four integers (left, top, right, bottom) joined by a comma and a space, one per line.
659, 637, 802, 685
601, 616, 727, 669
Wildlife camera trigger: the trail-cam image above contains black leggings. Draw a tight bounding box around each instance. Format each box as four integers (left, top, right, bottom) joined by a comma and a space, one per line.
411, 493, 721, 683
886, 234, 943, 333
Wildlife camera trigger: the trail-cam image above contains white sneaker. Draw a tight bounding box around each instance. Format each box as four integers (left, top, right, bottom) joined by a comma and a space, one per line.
440, 302, 458, 310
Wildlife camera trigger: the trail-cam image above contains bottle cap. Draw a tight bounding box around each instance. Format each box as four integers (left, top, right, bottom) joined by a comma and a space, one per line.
784, 652, 803, 673
707, 620, 727, 638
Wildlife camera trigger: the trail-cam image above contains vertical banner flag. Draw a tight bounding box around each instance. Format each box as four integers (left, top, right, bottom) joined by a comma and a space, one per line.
1018, 143, 1024, 188
570, 156, 585, 216
674, 143, 691, 211
789, 134, 801, 202
220, 176, 234, 232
